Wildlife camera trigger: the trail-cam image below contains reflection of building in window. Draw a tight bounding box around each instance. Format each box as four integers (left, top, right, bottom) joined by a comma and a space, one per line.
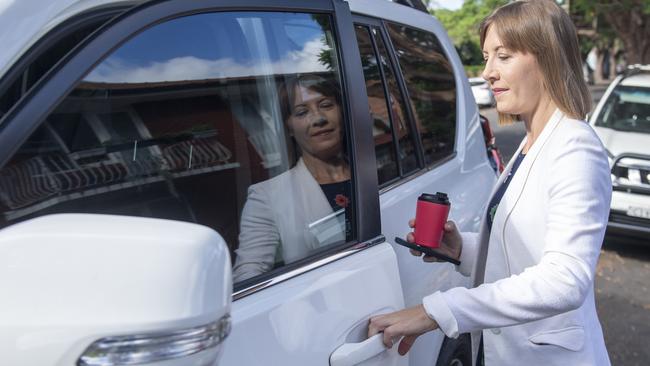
0, 80, 253, 220
0, 121, 237, 221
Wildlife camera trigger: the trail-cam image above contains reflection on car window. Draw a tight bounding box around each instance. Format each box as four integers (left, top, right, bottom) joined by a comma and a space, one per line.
0, 12, 353, 288
355, 25, 418, 184
386, 22, 456, 165
595, 85, 650, 134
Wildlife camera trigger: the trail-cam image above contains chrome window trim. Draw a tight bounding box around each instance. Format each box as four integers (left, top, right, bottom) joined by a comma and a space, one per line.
233, 234, 386, 300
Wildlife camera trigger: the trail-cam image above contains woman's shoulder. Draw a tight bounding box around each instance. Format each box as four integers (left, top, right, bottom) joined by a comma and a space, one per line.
247, 160, 305, 195
551, 116, 604, 150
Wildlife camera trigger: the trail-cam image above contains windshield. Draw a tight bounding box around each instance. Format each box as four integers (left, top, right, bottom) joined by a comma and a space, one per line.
595, 85, 650, 134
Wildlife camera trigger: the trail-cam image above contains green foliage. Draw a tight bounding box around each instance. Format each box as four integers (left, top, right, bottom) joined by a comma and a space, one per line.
464, 65, 484, 77
572, 0, 650, 15
432, 0, 508, 65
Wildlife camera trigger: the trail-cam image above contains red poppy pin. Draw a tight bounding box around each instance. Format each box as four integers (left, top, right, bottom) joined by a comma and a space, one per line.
335, 194, 350, 208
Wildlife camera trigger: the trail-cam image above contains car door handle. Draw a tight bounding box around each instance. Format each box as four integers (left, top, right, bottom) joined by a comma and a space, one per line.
329, 334, 389, 366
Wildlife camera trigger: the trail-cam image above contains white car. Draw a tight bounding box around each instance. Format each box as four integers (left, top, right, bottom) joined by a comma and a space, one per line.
469, 77, 495, 108
590, 65, 650, 240
0, 1, 498, 365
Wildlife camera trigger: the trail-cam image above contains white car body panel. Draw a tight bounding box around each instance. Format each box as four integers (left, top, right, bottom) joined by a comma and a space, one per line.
0, 0, 498, 365
592, 126, 650, 158
221, 243, 406, 365
589, 69, 650, 237
0, 214, 231, 366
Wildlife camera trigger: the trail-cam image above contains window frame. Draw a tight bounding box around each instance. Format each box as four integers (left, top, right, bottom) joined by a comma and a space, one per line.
382, 18, 459, 168
353, 15, 427, 186
0, 6, 128, 122
0, 0, 382, 297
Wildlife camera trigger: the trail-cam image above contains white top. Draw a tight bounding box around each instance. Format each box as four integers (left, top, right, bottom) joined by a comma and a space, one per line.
423, 109, 612, 365
233, 158, 345, 282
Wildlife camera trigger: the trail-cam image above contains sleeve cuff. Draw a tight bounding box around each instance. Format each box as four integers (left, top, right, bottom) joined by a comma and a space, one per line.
423, 291, 460, 338
457, 232, 479, 277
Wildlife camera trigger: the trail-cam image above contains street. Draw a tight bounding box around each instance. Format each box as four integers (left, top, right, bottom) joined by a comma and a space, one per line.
480, 83, 650, 365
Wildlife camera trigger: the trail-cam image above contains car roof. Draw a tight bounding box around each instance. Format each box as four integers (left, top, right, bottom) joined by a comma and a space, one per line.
0, 0, 434, 82
620, 73, 650, 88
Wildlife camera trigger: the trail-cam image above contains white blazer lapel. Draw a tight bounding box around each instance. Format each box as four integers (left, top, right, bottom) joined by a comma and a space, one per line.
490, 109, 565, 272
292, 158, 335, 249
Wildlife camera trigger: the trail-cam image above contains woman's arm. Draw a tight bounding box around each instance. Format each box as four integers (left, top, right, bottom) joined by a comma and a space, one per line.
232, 184, 281, 283
424, 127, 611, 338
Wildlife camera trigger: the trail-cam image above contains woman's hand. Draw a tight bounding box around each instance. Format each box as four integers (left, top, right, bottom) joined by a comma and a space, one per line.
407, 219, 462, 263
368, 305, 439, 355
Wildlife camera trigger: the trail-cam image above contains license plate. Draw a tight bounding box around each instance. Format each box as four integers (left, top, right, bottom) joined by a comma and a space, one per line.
627, 206, 650, 219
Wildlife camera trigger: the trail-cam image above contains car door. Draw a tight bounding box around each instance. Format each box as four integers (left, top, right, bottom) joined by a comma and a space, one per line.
0, 1, 408, 365
349, 9, 498, 366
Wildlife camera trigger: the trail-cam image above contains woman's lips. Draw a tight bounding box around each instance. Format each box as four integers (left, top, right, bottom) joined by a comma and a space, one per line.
311, 129, 334, 137
492, 88, 509, 96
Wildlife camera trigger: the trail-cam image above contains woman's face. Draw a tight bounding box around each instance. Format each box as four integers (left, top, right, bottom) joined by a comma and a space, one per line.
287, 85, 343, 160
481, 26, 548, 119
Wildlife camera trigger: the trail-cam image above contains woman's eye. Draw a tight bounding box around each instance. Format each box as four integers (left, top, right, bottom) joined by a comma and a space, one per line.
320, 100, 334, 109
293, 109, 308, 117
498, 54, 510, 60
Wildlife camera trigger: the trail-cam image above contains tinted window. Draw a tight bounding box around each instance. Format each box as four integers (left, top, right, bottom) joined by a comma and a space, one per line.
0, 12, 354, 288
595, 85, 650, 134
355, 25, 418, 185
386, 22, 456, 165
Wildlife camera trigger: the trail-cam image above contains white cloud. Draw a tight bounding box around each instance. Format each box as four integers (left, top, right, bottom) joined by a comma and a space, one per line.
85, 37, 332, 83
429, 0, 463, 11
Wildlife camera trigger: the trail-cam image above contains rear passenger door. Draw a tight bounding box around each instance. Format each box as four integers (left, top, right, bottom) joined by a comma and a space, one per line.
0, 1, 408, 365
351, 13, 494, 366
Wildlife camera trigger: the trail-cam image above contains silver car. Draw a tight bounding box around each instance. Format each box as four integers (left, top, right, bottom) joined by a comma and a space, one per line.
590, 65, 650, 240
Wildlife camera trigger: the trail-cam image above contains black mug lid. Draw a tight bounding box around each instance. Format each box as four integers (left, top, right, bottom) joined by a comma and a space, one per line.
418, 192, 450, 205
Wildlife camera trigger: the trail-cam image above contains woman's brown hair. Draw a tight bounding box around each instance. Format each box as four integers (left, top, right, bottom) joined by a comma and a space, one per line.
479, 0, 591, 124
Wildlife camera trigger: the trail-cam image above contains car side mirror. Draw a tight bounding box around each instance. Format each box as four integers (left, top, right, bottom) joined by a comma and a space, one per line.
0, 214, 232, 366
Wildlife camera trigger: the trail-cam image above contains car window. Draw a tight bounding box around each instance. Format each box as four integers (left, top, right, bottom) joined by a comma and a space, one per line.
355, 24, 419, 185
0, 10, 122, 121
0, 11, 354, 288
386, 22, 456, 165
595, 85, 650, 134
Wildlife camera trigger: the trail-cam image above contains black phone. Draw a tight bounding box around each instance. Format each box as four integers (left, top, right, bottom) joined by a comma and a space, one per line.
394, 237, 461, 266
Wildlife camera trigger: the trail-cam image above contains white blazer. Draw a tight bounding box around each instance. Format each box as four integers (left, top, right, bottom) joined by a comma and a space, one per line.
423, 109, 612, 365
233, 158, 345, 282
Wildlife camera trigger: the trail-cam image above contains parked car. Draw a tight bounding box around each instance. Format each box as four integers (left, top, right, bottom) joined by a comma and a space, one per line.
589, 64, 650, 240
469, 76, 495, 108
0, 0, 498, 365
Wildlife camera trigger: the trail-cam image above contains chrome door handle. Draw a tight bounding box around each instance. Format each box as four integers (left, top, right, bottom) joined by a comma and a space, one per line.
329, 334, 389, 366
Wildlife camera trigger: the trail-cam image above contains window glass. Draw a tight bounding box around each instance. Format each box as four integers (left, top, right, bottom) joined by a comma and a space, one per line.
0, 12, 354, 287
595, 85, 650, 134
373, 27, 418, 174
354, 25, 418, 185
0, 16, 114, 120
355, 25, 399, 184
386, 22, 456, 165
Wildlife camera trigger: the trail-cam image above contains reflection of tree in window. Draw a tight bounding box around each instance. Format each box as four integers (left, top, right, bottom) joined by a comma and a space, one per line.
387, 23, 456, 165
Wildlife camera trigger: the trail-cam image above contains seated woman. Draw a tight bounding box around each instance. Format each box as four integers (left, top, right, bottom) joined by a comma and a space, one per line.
233, 75, 351, 283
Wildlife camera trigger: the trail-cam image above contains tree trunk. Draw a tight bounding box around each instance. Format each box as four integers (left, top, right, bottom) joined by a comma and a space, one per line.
603, 6, 650, 64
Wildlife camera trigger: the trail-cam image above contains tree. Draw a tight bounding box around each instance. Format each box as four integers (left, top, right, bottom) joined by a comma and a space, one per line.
432, 0, 509, 65
572, 0, 650, 64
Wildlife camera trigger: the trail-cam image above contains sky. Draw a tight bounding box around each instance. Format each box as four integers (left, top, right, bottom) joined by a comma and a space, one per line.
429, 0, 464, 11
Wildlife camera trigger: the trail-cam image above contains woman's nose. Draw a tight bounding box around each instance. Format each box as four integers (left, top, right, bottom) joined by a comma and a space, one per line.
481, 60, 498, 82
311, 113, 327, 127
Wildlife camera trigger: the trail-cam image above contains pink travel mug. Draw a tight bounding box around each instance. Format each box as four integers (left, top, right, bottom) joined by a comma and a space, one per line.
414, 192, 450, 248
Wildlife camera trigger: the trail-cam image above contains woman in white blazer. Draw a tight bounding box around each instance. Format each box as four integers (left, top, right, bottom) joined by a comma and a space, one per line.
368, 1, 612, 365
233, 75, 351, 283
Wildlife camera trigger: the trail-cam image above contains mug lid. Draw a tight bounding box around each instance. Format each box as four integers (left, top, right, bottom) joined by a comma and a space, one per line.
418, 192, 450, 205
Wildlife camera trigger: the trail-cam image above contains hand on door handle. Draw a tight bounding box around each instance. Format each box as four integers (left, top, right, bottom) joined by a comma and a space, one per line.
329, 333, 390, 366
